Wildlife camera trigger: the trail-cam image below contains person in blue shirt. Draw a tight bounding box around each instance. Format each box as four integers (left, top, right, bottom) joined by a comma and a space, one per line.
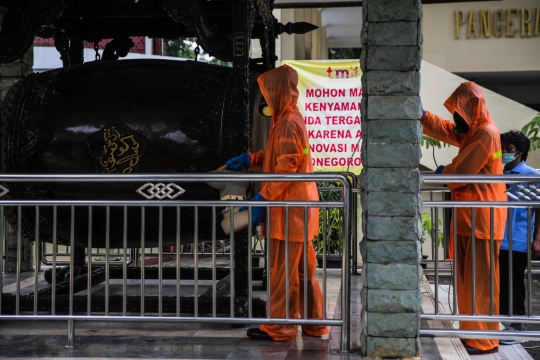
499, 130, 540, 344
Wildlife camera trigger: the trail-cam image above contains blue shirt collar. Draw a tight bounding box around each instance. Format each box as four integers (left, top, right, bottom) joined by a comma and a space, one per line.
504, 160, 526, 174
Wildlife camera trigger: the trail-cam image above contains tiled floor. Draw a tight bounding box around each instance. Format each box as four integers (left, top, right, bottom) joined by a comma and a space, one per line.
1, 262, 537, 359
421, 279, 535, 360
0, 267, 365, 359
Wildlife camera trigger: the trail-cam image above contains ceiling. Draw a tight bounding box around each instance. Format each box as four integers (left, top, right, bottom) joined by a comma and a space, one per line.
273, 0, 500, 8
274, 0, 501, 49
321, 7, 362, 48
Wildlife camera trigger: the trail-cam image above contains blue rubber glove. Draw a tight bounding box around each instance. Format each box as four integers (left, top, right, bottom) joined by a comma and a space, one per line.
225, 153, 251, 171
435, 165, 445, 174
239, 192, 266, 226
422, 108, 426, 116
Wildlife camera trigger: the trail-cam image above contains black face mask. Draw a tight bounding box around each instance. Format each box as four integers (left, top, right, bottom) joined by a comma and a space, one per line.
259, 97, 271, 117
453, 112, 470, 134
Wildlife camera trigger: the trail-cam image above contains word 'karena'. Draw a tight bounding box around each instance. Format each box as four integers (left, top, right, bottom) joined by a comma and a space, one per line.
308, 130, 362, 139
305, 88, 362, 97
455, 8, 540, 39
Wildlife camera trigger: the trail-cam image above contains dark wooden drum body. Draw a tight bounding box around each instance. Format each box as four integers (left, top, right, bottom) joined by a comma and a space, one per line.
0, 59, 266, 248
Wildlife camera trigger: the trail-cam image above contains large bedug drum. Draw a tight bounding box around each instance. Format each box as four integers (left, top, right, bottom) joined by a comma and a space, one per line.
0, 59, 269, 248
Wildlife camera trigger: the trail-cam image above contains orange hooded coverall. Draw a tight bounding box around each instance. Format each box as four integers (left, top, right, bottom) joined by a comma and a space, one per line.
420, 82, 506, 351
247, 65, 328, 341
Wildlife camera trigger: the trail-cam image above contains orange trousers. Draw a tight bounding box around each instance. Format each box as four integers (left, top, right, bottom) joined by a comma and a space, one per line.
456, 235, 501, 351
259, 239, 329, 341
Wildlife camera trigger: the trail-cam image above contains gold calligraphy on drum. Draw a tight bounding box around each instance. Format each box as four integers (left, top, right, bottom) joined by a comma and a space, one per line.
100, 126, 141, 173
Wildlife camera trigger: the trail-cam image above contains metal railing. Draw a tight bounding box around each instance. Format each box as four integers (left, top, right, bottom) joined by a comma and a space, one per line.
420, 173, 540, 341
0, 173, 353, 351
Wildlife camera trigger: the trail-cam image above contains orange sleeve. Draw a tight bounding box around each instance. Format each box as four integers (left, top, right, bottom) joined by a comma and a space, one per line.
420, 111, 462, 147
248, 149, 265, 170
443, 138, 490, 190
260, 120, 303, 200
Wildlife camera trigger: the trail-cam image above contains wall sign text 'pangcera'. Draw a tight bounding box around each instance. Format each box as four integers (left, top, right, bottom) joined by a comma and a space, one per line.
455, 8, 540, 39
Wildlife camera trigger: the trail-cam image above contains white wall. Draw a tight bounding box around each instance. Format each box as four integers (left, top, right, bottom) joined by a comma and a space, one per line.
33, 46, 188, 73
422, 0, 540, 73
420, 60, 540, 170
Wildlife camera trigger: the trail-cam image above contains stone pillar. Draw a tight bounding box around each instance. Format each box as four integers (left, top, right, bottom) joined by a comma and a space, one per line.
359, 1, 423, 358
1, 47, 34, 272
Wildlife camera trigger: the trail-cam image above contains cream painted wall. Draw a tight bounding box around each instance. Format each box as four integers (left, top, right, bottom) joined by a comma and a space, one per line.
423, 0, 540, 73
259, 9, 327, 64
420, 60, 540, 170
250, 10, 282, 59
256, 7, 540, 172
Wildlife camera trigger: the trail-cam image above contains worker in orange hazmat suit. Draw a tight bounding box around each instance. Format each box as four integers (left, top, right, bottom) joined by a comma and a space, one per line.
225, 65, 328, 341
420, 82, 506, 355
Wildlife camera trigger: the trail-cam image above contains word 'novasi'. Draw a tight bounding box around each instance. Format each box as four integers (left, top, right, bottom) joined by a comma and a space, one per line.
310, 143, 360, 153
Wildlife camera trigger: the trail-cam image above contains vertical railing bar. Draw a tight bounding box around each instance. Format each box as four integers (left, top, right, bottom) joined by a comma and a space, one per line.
16, 206, 21, 315
40, 242, 45, 267
123, 206, 127, 316
266, 205, 271, 319
304, 206, 308, 319
322, 205, 327, 320
341, 179, 351, 352
194, 206, 199, 318
430, 192, 435, 260
248, 206, 253, 319
52, 206, 57, 315
34, 206, 39, 315
158, 206, 163, 317
177, 206, 181, 317
66, 319, 75, 349
352, 187, 358, 275
140, 207, 145, 316
0, 208, 3, 314
285, 206, 290, 319
471, 207, 476, 316
490, 207, 494, 316
508, 207, 513, 317
434, 205, 439, 315
453, 207, 457, 315
212, 206, 216, 318
230, 205, 234, 317
105, 206, 110, 316
87, 206, 92, 315
69, 206, 75, 319
133, 248, 139, 267
527, 207, 532, 317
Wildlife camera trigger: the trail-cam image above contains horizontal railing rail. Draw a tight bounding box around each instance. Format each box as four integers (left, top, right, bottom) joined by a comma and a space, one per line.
0, 173, 353, 352
420, 173, 540, 341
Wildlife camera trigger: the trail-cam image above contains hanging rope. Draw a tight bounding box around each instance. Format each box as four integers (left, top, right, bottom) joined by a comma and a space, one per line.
93, 41, 101, 61
194, 44, 200, 62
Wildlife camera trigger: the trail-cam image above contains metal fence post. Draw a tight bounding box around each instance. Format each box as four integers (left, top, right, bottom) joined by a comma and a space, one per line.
340, 175, 351, 353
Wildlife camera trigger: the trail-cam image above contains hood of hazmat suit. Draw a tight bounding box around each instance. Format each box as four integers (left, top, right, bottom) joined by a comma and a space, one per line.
248, 65, 319, 242
421, 82, 506, 241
